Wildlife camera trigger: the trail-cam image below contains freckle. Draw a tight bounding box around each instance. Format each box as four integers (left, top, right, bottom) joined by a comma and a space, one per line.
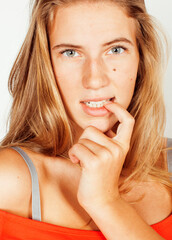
113, 68, 116, 71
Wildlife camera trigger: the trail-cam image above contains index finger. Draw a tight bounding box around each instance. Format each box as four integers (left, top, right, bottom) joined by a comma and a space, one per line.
104, 102, 135, 146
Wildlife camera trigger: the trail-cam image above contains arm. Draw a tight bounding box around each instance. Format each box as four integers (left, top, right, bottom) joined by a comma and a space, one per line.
83, 197, 165, 240
68, 102, 165, 240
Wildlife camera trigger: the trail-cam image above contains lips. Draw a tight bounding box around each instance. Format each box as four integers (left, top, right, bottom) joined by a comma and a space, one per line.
80, 96, 115, 117
80, 96, 114, 103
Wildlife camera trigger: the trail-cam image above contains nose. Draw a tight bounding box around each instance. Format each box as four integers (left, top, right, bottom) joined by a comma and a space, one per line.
82, 57, 110, 89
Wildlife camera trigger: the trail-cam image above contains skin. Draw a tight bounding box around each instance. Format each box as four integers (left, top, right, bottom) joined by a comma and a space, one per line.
49, 1, 139, 141
49, 0, 139, 207
0, 1, 171, 238
49, 0, 150, 202
44, 1, 169, 238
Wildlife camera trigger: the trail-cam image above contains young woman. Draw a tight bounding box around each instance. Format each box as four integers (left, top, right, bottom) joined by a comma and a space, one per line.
0, 0, 171, 239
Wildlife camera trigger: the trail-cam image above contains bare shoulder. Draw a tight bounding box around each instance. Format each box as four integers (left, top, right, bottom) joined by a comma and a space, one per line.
0, 147, 32, 217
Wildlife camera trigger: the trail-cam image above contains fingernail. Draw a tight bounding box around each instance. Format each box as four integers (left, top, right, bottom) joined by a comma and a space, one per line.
71, 155, 79, 164
104, 101, 112, 105
104, 101, 113, 106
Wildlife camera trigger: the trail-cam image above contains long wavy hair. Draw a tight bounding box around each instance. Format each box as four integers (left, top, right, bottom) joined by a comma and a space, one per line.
1, 0, 172, 192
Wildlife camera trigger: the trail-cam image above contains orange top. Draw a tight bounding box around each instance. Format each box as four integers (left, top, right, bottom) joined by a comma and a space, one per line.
0, 209, 172, 240
1, 139, 172, 240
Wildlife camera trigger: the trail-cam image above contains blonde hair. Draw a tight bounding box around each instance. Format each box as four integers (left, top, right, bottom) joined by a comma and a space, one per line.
1, 0, 172, 192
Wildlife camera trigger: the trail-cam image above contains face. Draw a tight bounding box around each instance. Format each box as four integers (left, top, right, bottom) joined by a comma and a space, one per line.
49, 1, 139, 140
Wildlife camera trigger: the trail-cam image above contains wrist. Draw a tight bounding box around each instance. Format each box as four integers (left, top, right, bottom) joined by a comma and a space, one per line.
80, 194, 123, 214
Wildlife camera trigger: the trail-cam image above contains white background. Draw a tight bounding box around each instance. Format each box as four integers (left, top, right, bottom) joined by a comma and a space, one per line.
0, 0, 172, 140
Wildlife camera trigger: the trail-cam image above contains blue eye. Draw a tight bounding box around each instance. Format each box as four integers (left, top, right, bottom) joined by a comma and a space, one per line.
60, 46, 126, 58
108, 46, 126, 55
60, 49, 79, 58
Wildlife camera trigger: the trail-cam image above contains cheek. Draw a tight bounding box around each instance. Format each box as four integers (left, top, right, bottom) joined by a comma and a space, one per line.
118, 78, 136, 105
114, 59, 138, 86
53, 66, 79, 90
114, 72, 136, 90
51, 59, 76, 95
113, 65, 138, 107
55, 78, 76, 106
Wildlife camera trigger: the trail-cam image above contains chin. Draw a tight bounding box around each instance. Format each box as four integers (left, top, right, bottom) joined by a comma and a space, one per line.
81, 116, 118, 133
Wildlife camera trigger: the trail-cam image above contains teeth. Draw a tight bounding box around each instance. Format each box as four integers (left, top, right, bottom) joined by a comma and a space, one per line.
84, 98, 111, 108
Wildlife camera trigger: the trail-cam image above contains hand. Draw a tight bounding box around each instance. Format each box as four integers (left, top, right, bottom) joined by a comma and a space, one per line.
68, 102, 135, 209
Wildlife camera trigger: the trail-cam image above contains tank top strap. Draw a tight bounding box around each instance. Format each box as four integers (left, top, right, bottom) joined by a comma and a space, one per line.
11, 146, 41, 221
167, 138, 172, 180
11, 139, 172, 221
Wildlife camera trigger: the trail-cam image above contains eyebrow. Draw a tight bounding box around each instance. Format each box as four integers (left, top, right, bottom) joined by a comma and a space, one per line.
52, 37, 134, 50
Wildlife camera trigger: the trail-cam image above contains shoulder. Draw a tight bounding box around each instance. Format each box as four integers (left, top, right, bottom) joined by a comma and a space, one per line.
0, 147, 32, 216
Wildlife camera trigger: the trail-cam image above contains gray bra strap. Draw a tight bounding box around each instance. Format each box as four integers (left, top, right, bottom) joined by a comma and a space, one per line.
167, 138, 172, 179
11, 139, 172, 220
11, 146, 41, 221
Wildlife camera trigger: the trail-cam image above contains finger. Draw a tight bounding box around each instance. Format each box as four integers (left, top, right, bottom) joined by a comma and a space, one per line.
68, 143, 95, 169
104, 102, 135, 146
78, 138, 113, 161
79, 126, 117, 154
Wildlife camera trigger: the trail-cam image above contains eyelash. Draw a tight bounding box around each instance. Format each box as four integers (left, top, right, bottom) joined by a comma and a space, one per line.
59, 45, 127, 58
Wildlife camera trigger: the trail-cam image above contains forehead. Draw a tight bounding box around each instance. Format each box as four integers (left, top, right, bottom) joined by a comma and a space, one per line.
49, 2, 137, 46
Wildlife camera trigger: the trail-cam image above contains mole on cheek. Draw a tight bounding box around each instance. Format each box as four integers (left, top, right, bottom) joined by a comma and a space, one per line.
113, 68, 116, 71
